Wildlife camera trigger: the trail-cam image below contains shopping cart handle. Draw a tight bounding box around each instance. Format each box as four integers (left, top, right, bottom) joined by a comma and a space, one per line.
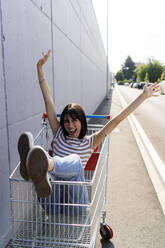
85, 114, 111, 120
57, 114, 111, 120
43, 112, 111, 120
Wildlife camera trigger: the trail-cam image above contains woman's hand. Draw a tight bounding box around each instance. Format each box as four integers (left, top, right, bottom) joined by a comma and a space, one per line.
36, 49, 60, 136
143, 82, 160, 99
37, 49, 51, 68
37, 50, 51, 83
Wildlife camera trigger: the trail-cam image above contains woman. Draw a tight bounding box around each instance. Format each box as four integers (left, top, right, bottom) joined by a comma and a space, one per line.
18, 50, 160, 201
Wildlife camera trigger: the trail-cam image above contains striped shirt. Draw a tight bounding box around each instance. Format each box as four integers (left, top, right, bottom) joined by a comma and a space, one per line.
52, 126, 94, 168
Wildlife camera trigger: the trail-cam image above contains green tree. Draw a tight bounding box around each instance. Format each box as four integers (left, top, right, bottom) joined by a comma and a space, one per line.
144, 72, 149, 82
115, 70, 124, 82
160, 71, 165, 81
136, 59, 163, 83
136, 64, 148, 82
122, 56, 136, 80
146, 58, 163, 82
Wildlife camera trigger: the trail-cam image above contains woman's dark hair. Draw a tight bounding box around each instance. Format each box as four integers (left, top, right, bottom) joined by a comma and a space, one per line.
60, 103, 87, 139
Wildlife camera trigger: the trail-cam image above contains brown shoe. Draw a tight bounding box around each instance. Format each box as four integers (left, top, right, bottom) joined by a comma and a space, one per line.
26, 146, 51, 198
18, 132, 34, 180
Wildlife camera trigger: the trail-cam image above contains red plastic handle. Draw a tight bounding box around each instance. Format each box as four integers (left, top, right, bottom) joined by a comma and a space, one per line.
42, 112, 47, 119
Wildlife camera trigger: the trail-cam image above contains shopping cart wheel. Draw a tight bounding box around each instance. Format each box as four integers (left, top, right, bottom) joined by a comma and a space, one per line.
100, 223, 113, 240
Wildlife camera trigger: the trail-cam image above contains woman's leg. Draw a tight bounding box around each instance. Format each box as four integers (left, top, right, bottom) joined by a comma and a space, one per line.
50, 154, 85, 181
26, 146, 52, 198
50, 154, 88, 215
17, 132, 34, 181
17, 132, 88, 213
26, 147, 88, 214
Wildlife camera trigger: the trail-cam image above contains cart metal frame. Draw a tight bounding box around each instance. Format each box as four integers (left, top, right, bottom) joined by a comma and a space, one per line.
9, 115, 110, 248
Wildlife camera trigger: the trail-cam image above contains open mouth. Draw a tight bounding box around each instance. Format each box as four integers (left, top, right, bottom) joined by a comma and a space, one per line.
69, 129, 77, 136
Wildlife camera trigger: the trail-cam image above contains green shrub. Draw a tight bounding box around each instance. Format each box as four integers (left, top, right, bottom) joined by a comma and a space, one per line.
117, 81, 124, 85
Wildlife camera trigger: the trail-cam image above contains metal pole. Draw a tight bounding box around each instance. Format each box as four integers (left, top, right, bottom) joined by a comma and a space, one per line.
106, 0, 110, 99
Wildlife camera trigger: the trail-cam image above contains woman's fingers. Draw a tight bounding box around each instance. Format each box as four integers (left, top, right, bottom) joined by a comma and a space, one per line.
143, 82, 160, 98
44, 49, 51, 60
150, 83, 160, 96
37, 50, 51, 67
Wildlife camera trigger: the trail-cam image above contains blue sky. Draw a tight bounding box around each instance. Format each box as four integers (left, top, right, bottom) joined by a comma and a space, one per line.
92, 0, 165, 73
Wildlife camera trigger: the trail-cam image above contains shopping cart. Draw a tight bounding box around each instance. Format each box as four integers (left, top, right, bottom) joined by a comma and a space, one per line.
9, 114, 113, 248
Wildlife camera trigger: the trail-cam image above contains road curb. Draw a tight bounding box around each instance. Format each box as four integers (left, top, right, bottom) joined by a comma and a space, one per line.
116, 87, 165, 215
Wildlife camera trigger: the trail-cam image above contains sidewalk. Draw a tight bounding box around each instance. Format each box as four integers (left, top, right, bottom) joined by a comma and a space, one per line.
94, 88, 165, 248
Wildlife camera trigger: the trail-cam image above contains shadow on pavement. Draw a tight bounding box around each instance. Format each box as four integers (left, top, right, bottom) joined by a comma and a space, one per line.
100, 239, 115, 248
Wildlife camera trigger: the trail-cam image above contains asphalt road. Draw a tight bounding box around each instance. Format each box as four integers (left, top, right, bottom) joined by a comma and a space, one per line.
117, 85, 165, 164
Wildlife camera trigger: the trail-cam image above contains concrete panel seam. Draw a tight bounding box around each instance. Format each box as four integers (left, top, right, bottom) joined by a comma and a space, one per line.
0, 0, 11, 174
0, 225, 12, 248
7, 111, 43, 127
50, 0, 55, 100
30, 0, 104, 73
90, 0, 107, 51
77, 0, 105, 59
69, 0, 103, 59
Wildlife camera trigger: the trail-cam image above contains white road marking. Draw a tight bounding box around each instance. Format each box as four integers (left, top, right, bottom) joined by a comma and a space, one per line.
116, 87, 165, 215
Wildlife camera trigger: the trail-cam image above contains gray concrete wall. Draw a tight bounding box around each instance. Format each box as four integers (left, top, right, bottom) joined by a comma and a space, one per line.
0, 0, 107, 246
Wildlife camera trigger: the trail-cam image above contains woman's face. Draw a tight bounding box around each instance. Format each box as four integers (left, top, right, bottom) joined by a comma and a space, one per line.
64, 115, 81, 138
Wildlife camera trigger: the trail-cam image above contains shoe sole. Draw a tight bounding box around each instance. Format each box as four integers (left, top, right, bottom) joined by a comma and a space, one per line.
18, 132, 33, 180
26, 146, 51, 198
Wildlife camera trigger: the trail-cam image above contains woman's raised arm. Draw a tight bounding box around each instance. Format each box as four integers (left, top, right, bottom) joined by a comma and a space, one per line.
37, 50, 59, 135
93, 83, 160, 148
